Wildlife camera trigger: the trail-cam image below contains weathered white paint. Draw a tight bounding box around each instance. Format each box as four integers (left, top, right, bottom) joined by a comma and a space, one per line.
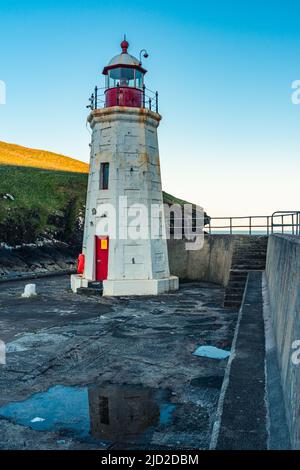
75, 106, 178, 296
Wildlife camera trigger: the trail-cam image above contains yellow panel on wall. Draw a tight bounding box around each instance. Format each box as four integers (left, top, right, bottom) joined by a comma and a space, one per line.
101, 239, 108, 250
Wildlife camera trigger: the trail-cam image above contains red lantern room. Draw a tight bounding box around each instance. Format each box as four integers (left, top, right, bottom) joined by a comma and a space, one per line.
102, 39, 147, 108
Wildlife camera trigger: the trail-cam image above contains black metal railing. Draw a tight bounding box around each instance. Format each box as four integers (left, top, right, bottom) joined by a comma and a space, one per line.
207, 211, 300, 235
86, 85, 159, 113
271, 211, 300, 235
142, 86, 159, 113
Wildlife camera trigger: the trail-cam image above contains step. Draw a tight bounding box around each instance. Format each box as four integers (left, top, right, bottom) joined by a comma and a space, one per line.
77, 287, 103, 296
234, 241, 268, 246
235, 239, 268, 243
227, 281, 247, 288
234, 244, 268, 250
234, 248, 267, 252
225, 287, 245, 295
233, 253, 267, 259
226, 281, 246, 288
234, 237, 268, 242
232, 257, 267, 263
232, 259, 266, 266
229, 272, 249, 280
231, 263, 266, 269
224, 293, 244, 301
234, 255, 267, 261
232, 253, 267, 260
88, 281, 103, 288
228, 278, 248, 284
224, 299, 242, 308
229, 269, 249, 275
234, 246, 268, 251
231, 265, 265, 271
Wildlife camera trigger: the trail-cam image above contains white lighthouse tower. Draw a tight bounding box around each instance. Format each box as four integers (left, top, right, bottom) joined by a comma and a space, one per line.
71, 38, 178, 296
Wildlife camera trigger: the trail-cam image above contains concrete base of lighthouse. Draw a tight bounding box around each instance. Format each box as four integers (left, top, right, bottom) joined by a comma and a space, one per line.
70, 273, 179, 296
103, 276, 179, 296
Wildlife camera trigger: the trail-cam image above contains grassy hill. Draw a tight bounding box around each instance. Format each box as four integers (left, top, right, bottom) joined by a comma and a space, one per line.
0, 165, 88, 245
0, 141, 89, 173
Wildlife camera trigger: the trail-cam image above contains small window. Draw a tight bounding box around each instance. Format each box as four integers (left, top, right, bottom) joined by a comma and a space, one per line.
100, 162, 109, 190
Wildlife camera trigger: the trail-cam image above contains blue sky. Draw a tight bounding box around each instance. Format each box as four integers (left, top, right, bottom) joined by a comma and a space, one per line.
0, 0, 300, 216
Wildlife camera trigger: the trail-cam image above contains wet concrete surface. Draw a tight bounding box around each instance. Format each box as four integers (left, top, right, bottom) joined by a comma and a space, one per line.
0, 276, 238, 449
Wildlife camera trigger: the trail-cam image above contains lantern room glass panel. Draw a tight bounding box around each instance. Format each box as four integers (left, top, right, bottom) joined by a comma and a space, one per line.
107, 68, 144, 89
108, 68, 133, 88
135, 70, 144, 89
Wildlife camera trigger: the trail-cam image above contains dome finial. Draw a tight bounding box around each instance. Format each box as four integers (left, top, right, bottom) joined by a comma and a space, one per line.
121, 35, 129, 53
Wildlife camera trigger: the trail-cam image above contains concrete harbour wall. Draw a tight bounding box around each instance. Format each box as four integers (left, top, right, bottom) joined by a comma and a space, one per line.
167, 235, 235, 286
266, 235, 300, 449
168, 235, 264, 287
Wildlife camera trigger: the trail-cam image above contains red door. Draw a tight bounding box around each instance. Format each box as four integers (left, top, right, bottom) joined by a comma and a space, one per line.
95, 236, 109, 281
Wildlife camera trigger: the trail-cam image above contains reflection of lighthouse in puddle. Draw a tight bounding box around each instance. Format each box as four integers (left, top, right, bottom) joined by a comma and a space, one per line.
88, 384, 160, 441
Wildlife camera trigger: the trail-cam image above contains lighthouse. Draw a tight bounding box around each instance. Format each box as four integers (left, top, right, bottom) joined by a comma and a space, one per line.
71, 39, 179, 296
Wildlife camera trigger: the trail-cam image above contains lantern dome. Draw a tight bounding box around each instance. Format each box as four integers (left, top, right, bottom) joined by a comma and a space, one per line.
107, 51, 140, 68
102, 39, 146, 75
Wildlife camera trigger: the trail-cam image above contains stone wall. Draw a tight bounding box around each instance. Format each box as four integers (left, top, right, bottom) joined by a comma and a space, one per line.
266, 234, 300, 449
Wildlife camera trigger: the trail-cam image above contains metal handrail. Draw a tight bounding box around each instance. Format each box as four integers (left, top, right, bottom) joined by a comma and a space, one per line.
271, 211, 300, 235
207, 211, 300, 235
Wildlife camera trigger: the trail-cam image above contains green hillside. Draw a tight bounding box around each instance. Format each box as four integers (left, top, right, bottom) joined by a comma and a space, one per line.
0, 165, 87, 245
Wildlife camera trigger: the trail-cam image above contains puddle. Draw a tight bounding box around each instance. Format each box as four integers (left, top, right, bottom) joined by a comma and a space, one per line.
193, 345, 231, 359
0, 383, 176, 444
0, 385, 89, 437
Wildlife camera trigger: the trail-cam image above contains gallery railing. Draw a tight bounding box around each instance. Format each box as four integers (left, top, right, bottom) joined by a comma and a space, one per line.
86, 86, 159, 113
